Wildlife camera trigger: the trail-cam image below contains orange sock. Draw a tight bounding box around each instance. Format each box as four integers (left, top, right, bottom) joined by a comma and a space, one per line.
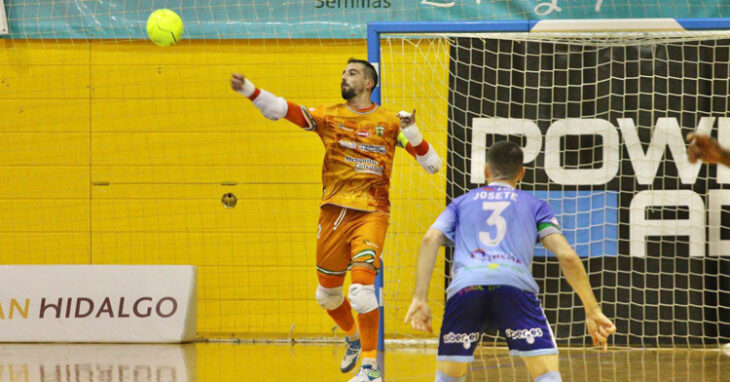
317, 273, 357, 336
351, 267, 379, 358
326, 298, 357, 335
358, 309, 379, 359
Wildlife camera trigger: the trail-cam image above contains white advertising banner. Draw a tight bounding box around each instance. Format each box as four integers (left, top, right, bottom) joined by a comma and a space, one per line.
0, 343, 196, 382
0, 1, 7, 35
0, 265, 197, 343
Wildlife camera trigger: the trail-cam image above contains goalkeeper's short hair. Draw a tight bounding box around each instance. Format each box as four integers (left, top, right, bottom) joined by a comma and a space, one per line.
487, 141, 523, 180
348, 58, 378, 89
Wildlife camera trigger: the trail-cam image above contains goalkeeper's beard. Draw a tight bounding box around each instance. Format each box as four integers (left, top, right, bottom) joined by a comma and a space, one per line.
341, 86, 357, 100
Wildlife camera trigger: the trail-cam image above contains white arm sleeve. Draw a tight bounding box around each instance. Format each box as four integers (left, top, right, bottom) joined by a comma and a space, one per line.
400, 124, 424, 146
416, 145, 442, 174
237, 78, 288, 121
251, 89, 288, 121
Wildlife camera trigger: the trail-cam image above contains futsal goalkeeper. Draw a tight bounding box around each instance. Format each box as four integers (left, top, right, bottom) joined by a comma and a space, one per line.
231, 58, 442, 382
405, 141, 616, 382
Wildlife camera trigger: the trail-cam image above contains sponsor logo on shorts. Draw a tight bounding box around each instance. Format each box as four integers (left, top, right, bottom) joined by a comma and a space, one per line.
504, 328, 544, 344
362, 239, 380, 249
443, 331, 481, 349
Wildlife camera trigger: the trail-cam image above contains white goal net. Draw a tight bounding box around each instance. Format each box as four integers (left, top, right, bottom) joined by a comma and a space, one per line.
378, 27, 730, 348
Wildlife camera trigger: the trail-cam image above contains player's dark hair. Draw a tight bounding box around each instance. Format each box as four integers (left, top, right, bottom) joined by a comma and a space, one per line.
486, 141, 524, 180
348, 58, 378, 90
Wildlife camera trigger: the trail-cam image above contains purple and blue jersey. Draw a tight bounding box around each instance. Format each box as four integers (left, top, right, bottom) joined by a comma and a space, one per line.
432, 181, 563, 360
431, 182, 561, 298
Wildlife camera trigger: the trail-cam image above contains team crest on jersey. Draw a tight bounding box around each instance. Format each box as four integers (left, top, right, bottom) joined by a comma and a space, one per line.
356, 130, 370, 137
375, 126, 385, 136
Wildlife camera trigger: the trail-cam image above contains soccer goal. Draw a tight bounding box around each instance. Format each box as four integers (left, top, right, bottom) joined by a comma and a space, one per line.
369, 19, 730, 350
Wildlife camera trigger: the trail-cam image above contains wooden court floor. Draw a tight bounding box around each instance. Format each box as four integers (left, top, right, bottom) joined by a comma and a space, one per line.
0, 342, 728, 381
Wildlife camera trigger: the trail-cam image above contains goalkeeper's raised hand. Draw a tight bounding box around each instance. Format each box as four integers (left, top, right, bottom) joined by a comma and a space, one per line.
230, 73, 246, 93
231, 73, 256, 97
230, 73, 287, 121
398, 109, 416, 128
398, 109, 442, 174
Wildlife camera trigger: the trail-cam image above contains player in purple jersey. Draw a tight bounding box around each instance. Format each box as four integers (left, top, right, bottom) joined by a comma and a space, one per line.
405, 141, 616, 382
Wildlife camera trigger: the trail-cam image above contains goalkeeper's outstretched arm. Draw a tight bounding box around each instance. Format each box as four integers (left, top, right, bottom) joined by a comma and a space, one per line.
397, 109, 442, 174
230, 73, 315, 130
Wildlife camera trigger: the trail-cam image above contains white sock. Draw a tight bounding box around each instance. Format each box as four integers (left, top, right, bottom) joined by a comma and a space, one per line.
435, 370, 466, 382
362, 357, 377, 368
535, 371, 562, 382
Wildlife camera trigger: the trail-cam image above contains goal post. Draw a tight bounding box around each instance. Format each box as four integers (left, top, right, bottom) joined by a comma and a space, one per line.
369, 18, 730, 351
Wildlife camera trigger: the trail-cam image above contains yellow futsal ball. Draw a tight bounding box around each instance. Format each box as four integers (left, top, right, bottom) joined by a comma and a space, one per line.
146, 9, 184, 47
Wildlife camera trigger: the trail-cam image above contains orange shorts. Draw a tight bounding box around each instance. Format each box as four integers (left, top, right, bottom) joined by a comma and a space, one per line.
316, 204, 389, 287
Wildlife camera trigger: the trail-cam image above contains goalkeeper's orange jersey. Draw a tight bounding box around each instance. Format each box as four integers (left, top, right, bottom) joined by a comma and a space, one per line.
288, 102, 401, 213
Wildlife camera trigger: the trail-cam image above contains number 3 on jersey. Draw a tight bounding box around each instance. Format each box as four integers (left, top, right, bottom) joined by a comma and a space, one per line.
479, 201, 510, 246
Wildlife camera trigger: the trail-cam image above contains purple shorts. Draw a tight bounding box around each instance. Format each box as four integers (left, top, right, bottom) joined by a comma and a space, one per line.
437, 285, 558, 362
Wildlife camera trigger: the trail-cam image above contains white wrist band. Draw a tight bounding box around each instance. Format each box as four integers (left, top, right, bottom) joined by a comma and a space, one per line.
237, 78, 256, 98
401, 123, 424, 147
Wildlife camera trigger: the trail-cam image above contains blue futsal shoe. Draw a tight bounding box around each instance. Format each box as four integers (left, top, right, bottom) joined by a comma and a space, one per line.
340, 336, 361, 373
347, 364, 382, 382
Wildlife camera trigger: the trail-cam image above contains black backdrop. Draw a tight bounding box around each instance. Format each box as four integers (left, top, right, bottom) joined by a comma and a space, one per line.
445, 37, 730, 345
